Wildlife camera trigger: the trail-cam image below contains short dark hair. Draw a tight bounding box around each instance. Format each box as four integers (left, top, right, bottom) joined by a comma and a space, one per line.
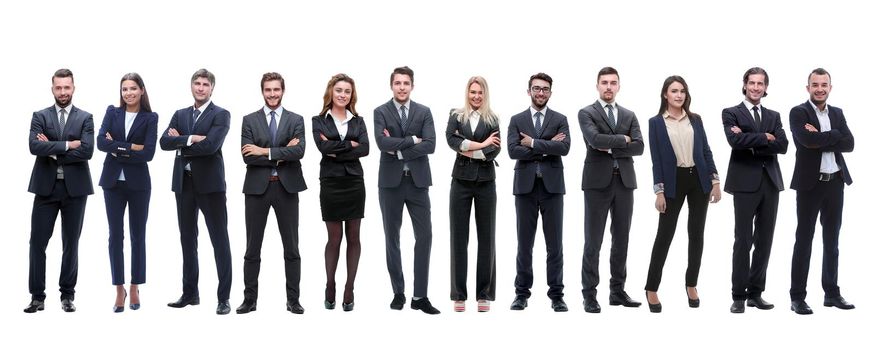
742, 67, 769, 97
261, 72, 285, 90
528, 72, 553, 89
596, 67, 619, 82
53, 68, 74, 84
808, 67, 831, 83
191, 68, 215, 86
390, 66, 414, 85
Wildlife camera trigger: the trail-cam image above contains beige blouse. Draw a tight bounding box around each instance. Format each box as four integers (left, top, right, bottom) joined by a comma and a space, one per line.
662, 111, 694, 167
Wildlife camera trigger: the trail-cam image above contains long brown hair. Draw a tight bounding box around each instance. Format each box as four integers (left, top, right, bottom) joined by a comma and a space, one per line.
119, 72, 152, 113
319, 73, 358, 116
658, 75, 693, 118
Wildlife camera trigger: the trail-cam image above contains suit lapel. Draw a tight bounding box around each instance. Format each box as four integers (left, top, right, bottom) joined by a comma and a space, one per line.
538, 109, 555, 138
736, 103, 757, 131
594, 102, 616, 134
193, 104, 214, 131
127, 112, 147, 141
403, 102, 416, 134
803, 102, 821, 130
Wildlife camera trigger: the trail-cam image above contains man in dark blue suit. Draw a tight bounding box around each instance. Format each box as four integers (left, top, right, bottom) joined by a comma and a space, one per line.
508, 73, 571, 312
160, 69, 233, 315
722, 67, 788, 313
788, 68, 855, 315
25, 69, 94, 313
373, 66, 440, 314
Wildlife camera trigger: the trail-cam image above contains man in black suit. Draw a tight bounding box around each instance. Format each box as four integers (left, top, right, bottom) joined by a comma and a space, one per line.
788, 68, 855, 315
25, 69, 94, 313
236, 72, 307, 315
160, 69, 233, 315
373, 66, 440, 314
578, 67, 644, 313
722, 67, 788, 313
508, 72, 571, 312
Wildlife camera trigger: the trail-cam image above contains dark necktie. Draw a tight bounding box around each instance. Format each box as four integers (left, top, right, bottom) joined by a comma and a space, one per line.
606, 104, 616, 128
400, 105, 408, 130
534, 111, 543, 134
58, 109, 67, 132
752, 106, 761, 128
269, 111, 278, 146
192, 109, 201, 126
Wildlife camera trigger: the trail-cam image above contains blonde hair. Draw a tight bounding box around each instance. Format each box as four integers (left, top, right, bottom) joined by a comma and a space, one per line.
453, 76, 498, 126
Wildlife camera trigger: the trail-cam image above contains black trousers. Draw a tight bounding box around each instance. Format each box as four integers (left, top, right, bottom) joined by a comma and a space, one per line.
514, 178, 564, 299
582, 173, 633, 299
378, 176, 432, 298
790, 174, 844, 301
731, 171, 778, 300
175, 174, 232, 301
29, 180, 87, 301
243, 181, 301, 302
645, 167, 709, 292
449, 179, 497, 301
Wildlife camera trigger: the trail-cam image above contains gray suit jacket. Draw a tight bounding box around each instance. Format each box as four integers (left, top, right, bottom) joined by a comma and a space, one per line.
373, 99, 435, 188
28, 105, 95, 197
240, 108, 307, 195
578, 101, 644, 190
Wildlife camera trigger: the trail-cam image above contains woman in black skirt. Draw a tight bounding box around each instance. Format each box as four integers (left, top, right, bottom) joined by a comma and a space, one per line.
312, 74, 369, 311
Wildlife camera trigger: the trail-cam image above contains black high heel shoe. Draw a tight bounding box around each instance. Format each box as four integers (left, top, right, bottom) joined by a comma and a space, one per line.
114, 290, 127, 313
646, 291, 662, 313
686, 287, 700, 308
325, 286, 336, 310
130, 286, 141, 310
342, 288, 354, 312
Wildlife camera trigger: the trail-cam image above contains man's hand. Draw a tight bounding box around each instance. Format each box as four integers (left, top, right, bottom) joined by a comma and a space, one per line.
36, 133, 49, 142
551, 133, 566, 142
191, 135, 206, 143
241, 144, 268, 156
167, 128, 180, 137
520, 132, 534, 148
765, 133, 776, 142
730, 126, 741, 134
287, 138, 300, 147
105, 132, 114, 141
804, 123, 819, 132
67, 140, 81, 149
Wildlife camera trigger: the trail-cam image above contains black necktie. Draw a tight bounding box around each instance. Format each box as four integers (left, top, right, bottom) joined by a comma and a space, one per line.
400, 105, 408, 130
269, 111, 278, 146
752, 106, 761, 128
606, 104, 616, 128
534, 111, 543, 134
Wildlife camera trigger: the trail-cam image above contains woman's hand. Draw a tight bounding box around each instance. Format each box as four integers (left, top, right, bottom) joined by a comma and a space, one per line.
710, 185, 722, 203
655, 193, 666, 213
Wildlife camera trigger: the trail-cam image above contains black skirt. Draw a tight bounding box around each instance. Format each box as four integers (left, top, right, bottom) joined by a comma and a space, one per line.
319, 175, 365, 221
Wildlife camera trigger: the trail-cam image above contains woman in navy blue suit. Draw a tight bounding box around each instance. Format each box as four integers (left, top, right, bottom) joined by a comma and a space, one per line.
96, 73, 158, 312
644, 76, 721, 312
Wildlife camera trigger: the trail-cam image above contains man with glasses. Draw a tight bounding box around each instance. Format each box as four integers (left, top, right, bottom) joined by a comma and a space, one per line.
507, 73, 571, 312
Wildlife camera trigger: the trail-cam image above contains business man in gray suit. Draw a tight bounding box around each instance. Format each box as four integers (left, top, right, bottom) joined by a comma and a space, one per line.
26, 69, 94, 313
508, 72, 571, 312
578, 67, 644, 313
236, 72, 307, 315
374, 66, 440, 314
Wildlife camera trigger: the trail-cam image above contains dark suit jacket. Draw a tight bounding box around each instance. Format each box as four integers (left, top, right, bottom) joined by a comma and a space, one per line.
648, 114, 718, 199
97, 106, 158, 191
373, 99, 435, 188
159, 102, 230, 194
507, 107, 571, 195
28, 105, 94, 197
578, 101, 644, 190
788, 101, 854, 191
722, 103, 788, 194
445, 110, 501, 182
240, 108, 307, 195
312, 114, 370, 178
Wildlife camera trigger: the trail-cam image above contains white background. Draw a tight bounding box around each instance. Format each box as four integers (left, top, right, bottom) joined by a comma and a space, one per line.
1, 0, 870, 348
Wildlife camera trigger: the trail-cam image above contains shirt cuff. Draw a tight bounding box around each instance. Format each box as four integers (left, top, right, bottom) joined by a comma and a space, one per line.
397, 150, 404, 160
472, 150, 486, 159
460, 139, 471, 152
268, 148, 272, 160
653, 183, 665, 194
186, 135, 193, 146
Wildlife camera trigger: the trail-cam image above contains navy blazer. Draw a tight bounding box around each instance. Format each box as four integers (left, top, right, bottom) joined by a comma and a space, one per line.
648, 114, 718, 198
312, 114, 370, 178
159, 102, 230, 194
721, 103, 787, 194
507, 107, 571, 195
97, 106, 158, 191
240, 108, 308, 195
444, 110, 501, 182
788, 101, 854, 191
373, 99, 435, 188
28, 105, 95, 197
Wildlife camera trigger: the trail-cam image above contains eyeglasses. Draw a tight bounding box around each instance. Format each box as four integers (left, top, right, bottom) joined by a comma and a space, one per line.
530, 86, 551, 93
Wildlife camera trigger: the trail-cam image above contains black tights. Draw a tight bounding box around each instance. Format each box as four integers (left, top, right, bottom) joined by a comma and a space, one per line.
325, 219, 361, 304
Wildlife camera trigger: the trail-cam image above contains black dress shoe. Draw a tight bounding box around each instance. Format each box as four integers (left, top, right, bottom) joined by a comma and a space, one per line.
551, 298, 568, 312
287, 300, 305, 314
791, 300, 813, 315
411, 297, 441, 315
730, 300, 745, 313
236, 299, 257, 314
747, 296, 775, 310
168, 295, 200, 308
61, 299, 76, 312
608, 291, 642, 307
23, 300, 45, 313
390, 293, 406, 310
216, 300, 231, 315
510, 296, 528, 310
824, 296, 855, 310
583, 298, 601, 313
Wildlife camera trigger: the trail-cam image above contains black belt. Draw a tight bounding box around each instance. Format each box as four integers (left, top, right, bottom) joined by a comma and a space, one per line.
612, 167, 620, 175
269, 176, 280, 182
818, 171, 841, 182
